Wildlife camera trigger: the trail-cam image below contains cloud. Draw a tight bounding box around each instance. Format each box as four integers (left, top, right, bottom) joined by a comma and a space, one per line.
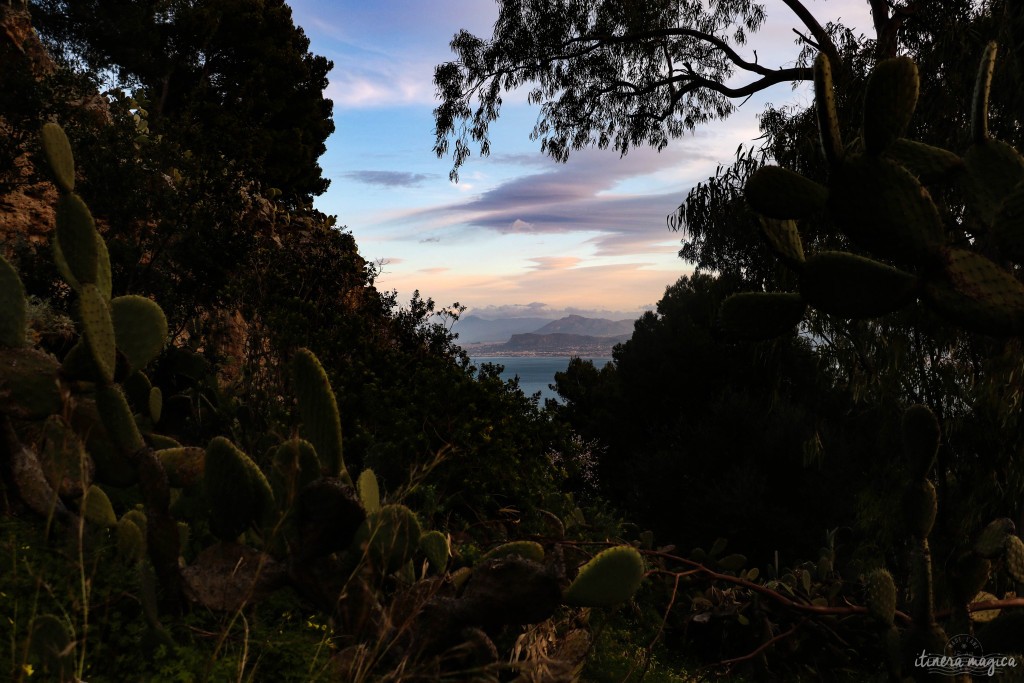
419, 236, 441, 243
404, 143, 729, 257
326, 70, 434, 108
528, 256, 581, 271
376, 259, 693, 313
343, 170, 433, 187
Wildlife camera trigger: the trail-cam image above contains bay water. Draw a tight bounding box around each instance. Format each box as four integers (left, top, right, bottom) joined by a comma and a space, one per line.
472, 356, 613, 403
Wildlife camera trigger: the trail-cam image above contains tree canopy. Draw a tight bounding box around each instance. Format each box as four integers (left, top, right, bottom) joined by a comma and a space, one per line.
434, 0, 856, 179
30, 0, 334, 204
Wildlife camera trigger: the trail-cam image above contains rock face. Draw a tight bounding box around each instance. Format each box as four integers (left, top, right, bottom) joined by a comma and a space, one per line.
0, 4, 59, 255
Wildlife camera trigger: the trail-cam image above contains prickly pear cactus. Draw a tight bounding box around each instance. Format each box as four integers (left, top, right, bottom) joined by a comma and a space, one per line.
732, 44, 1024, 338
292, 348, 350, 484
563, 545, 645, 608
419, 529, 449, 572
480, 540, 545, 564
864, 568, 897, 626
205, 437, 275, 541
357, 467, 380, 513
355, 503, 422, 574
110, 295, 168, 372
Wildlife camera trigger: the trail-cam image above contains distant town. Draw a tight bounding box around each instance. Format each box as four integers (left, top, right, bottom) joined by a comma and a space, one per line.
456, 314, 635, 356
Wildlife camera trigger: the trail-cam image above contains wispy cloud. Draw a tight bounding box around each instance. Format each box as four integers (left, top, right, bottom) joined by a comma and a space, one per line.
343, 170, 434, 187
528, 256, 581, 270
377, 259, 691, 311
404, 141, 741, 257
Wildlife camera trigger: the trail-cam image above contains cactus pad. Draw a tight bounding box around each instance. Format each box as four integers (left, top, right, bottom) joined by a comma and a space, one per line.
271, 438, 321, 504
799, 251, 917, 318
972, 42, 998, 144
80, 484, 117, 528
95, 384, 145, 454
992, 180, 1024, 262
0, 255, 26, 347
903, 479, 937, 539
96, 232, 112, 301
291, 348, 348, 483
117, 515, 146, 563
814, 53, 843, 166
419, 529, 450, 571
480, 540, 545, 564
759, 218, 805, 266
885, 139, 964, 182
564, 545, 645, 608
864, 568, 897, 625
29, 613, 74, 677
357, 467, 380, 513
924, 247, 1024, 334
356, 503, 422, 573
79, 283, 117, 384
205, 437, 275, 541
863, 57, 919, 155
40, 123, 75, 193
1005, 535, 1024, 583
901, 404, 940, 479
111, 295, 168, 372
123, 371, 153, 411
55, 193, 99, 287
156, 447, 206, 488
828, 156, 943, 266
39, 415, 91, 498
745, 166, 827, 219
718, 292, 806, 341
963, 139, 1024, 226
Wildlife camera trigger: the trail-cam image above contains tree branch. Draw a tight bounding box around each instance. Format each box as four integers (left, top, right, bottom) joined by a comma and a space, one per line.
778, 0, 840, 65
568, 27, 781, 77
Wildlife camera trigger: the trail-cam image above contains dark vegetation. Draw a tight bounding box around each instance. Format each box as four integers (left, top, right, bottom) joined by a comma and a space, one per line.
4, 0, 1024, 680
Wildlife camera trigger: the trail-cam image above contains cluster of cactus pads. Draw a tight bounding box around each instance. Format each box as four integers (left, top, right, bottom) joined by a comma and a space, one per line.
855, 403, 1024, 679
1, 124, 646, 676
723, 42, 1024, 339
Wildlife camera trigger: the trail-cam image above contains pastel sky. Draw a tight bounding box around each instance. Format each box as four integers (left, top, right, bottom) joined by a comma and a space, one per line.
286, 0, 871, 319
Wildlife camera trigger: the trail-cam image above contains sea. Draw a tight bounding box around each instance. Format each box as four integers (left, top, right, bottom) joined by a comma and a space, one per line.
471, 356, 613, 403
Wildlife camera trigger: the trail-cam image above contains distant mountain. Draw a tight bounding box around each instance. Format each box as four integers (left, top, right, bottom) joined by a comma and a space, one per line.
532, 314, 635, 337
471, 332, 632, 356
452, 315, 552, 344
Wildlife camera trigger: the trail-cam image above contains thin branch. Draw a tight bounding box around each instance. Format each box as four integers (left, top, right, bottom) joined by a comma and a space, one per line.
778, 0, 840, 65
701, 619, 806, 672
566, 26, 782, 77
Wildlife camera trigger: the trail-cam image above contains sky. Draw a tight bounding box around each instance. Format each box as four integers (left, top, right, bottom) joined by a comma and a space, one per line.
286, 0, 872, 320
